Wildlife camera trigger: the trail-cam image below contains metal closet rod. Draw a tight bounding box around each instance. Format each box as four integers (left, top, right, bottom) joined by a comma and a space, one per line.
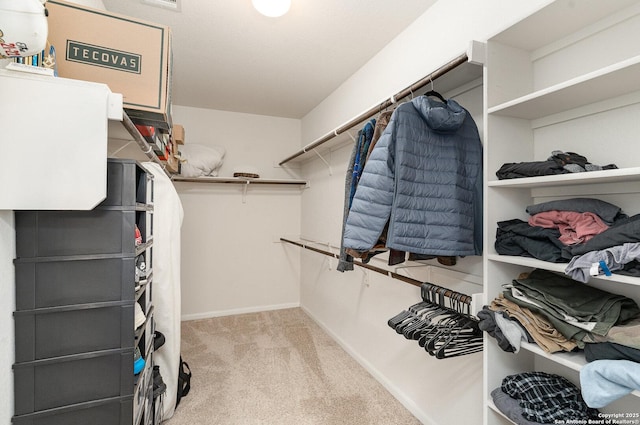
121, 113, 171, 178
279, 52, 469, 166
280, 238, 472, 305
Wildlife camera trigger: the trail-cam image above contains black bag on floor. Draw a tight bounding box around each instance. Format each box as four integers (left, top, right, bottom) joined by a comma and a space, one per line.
176, 356, 192, 407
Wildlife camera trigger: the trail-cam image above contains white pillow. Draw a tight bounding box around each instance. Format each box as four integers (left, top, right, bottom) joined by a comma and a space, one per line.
178, 144, 226, 177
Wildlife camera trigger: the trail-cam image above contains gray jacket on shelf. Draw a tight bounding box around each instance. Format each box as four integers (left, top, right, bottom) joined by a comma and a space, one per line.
343, 96, 483, 256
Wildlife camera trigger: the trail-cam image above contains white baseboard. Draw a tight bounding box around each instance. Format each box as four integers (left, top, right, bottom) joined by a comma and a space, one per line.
181, 302, 300, 321
300, 306, 437, 425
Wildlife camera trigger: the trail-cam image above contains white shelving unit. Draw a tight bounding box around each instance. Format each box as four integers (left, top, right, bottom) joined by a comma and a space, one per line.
483, 1, 640, 424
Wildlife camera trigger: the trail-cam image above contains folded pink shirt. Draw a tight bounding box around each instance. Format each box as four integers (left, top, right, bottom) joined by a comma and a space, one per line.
529, 210, 609, 245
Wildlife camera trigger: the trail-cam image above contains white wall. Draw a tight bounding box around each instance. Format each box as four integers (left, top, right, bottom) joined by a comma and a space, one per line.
296, 1, 550, 424
171, 105, 303, 319
300, 0, 551, 145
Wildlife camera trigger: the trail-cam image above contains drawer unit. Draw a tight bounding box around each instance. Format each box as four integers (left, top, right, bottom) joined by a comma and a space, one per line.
12, 396, 134, 425
13, 349, 134, 416
13, 159, 155, 425
14, 302, 134, 362
100, 159, 154, 207
14, 255, 135, 310
15, 209, 137, 258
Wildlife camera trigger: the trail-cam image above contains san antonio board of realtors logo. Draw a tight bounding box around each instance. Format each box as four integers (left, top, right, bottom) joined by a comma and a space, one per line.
66, 40, 141, 73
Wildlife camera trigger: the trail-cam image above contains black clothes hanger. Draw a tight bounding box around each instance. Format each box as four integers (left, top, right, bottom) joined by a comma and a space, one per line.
387, 281, 482, 359
388, 301, 438, 334
424, 90, 447, 103
423, 76, 447, 103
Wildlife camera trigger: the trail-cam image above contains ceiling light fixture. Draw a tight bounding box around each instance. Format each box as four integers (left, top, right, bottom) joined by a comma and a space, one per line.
142, 0, 181, 11
252, 0, 291, 17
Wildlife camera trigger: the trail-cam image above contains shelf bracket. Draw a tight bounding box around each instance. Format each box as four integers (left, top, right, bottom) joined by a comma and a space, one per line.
109, 140, 136, 157
311, 148, 333, 176
242, 180, 250, 203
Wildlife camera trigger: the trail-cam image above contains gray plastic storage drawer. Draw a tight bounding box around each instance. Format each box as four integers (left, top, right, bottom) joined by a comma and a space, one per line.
12, 396, 134, 425
100, 159, 153, 207
13, 349, 134, 416
14, 256, 135, 311
14, 303, 134, 362
15, 210, 136, 258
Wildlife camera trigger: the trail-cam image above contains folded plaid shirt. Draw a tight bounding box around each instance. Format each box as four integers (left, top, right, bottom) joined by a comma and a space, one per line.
502, 371, 599, 423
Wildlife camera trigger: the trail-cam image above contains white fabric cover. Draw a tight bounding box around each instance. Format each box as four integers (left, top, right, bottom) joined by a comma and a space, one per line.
178, 144, 226, 177
142, 162, 184, 421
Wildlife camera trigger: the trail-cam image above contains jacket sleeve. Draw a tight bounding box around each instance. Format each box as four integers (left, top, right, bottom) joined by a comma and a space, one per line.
342, 117, 396, 251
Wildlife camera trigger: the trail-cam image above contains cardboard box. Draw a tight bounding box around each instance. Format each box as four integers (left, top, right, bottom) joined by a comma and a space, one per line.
172, 124, 185, 145
46, 0, 172, 128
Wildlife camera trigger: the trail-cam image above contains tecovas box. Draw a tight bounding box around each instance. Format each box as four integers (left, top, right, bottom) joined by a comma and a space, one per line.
46, 0, 172, 128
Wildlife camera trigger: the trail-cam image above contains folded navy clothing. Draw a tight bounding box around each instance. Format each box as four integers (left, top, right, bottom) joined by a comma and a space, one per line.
584, 342, 640, 363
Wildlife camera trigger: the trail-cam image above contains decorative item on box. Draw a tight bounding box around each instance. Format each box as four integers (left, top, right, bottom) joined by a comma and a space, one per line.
45, 0, 173, 129
0, 0, 48, 58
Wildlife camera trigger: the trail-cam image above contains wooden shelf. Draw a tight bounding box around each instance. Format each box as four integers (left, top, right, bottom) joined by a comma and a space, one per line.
487, 254, 640, 287
520, 342, 640, 398
488, 55, 640, 120
171, 176, 308, 186
487, 167, 640, 188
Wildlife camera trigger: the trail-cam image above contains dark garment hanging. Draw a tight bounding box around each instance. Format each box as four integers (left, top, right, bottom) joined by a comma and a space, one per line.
337, 130, 361, 272
349, 120, 376, 206
345, 112, 407, 267
495, 219, 567, 263
366, 110, 393, 161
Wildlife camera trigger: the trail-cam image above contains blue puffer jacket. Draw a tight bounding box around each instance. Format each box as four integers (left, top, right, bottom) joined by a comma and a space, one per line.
343, 96, 483, 256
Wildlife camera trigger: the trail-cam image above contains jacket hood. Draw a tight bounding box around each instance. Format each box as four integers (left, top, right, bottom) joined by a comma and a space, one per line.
411, 96, 467, 132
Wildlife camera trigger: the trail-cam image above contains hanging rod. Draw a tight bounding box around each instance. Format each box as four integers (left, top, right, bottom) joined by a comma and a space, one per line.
120, 112, 172, 178
280, 238, 473, 305
278, 52, 469, 166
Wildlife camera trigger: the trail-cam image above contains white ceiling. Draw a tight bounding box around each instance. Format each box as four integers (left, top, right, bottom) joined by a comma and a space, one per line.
100, 0, 437, 118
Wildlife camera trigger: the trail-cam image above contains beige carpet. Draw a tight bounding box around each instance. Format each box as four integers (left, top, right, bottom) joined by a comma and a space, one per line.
164, 308, 421, 425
